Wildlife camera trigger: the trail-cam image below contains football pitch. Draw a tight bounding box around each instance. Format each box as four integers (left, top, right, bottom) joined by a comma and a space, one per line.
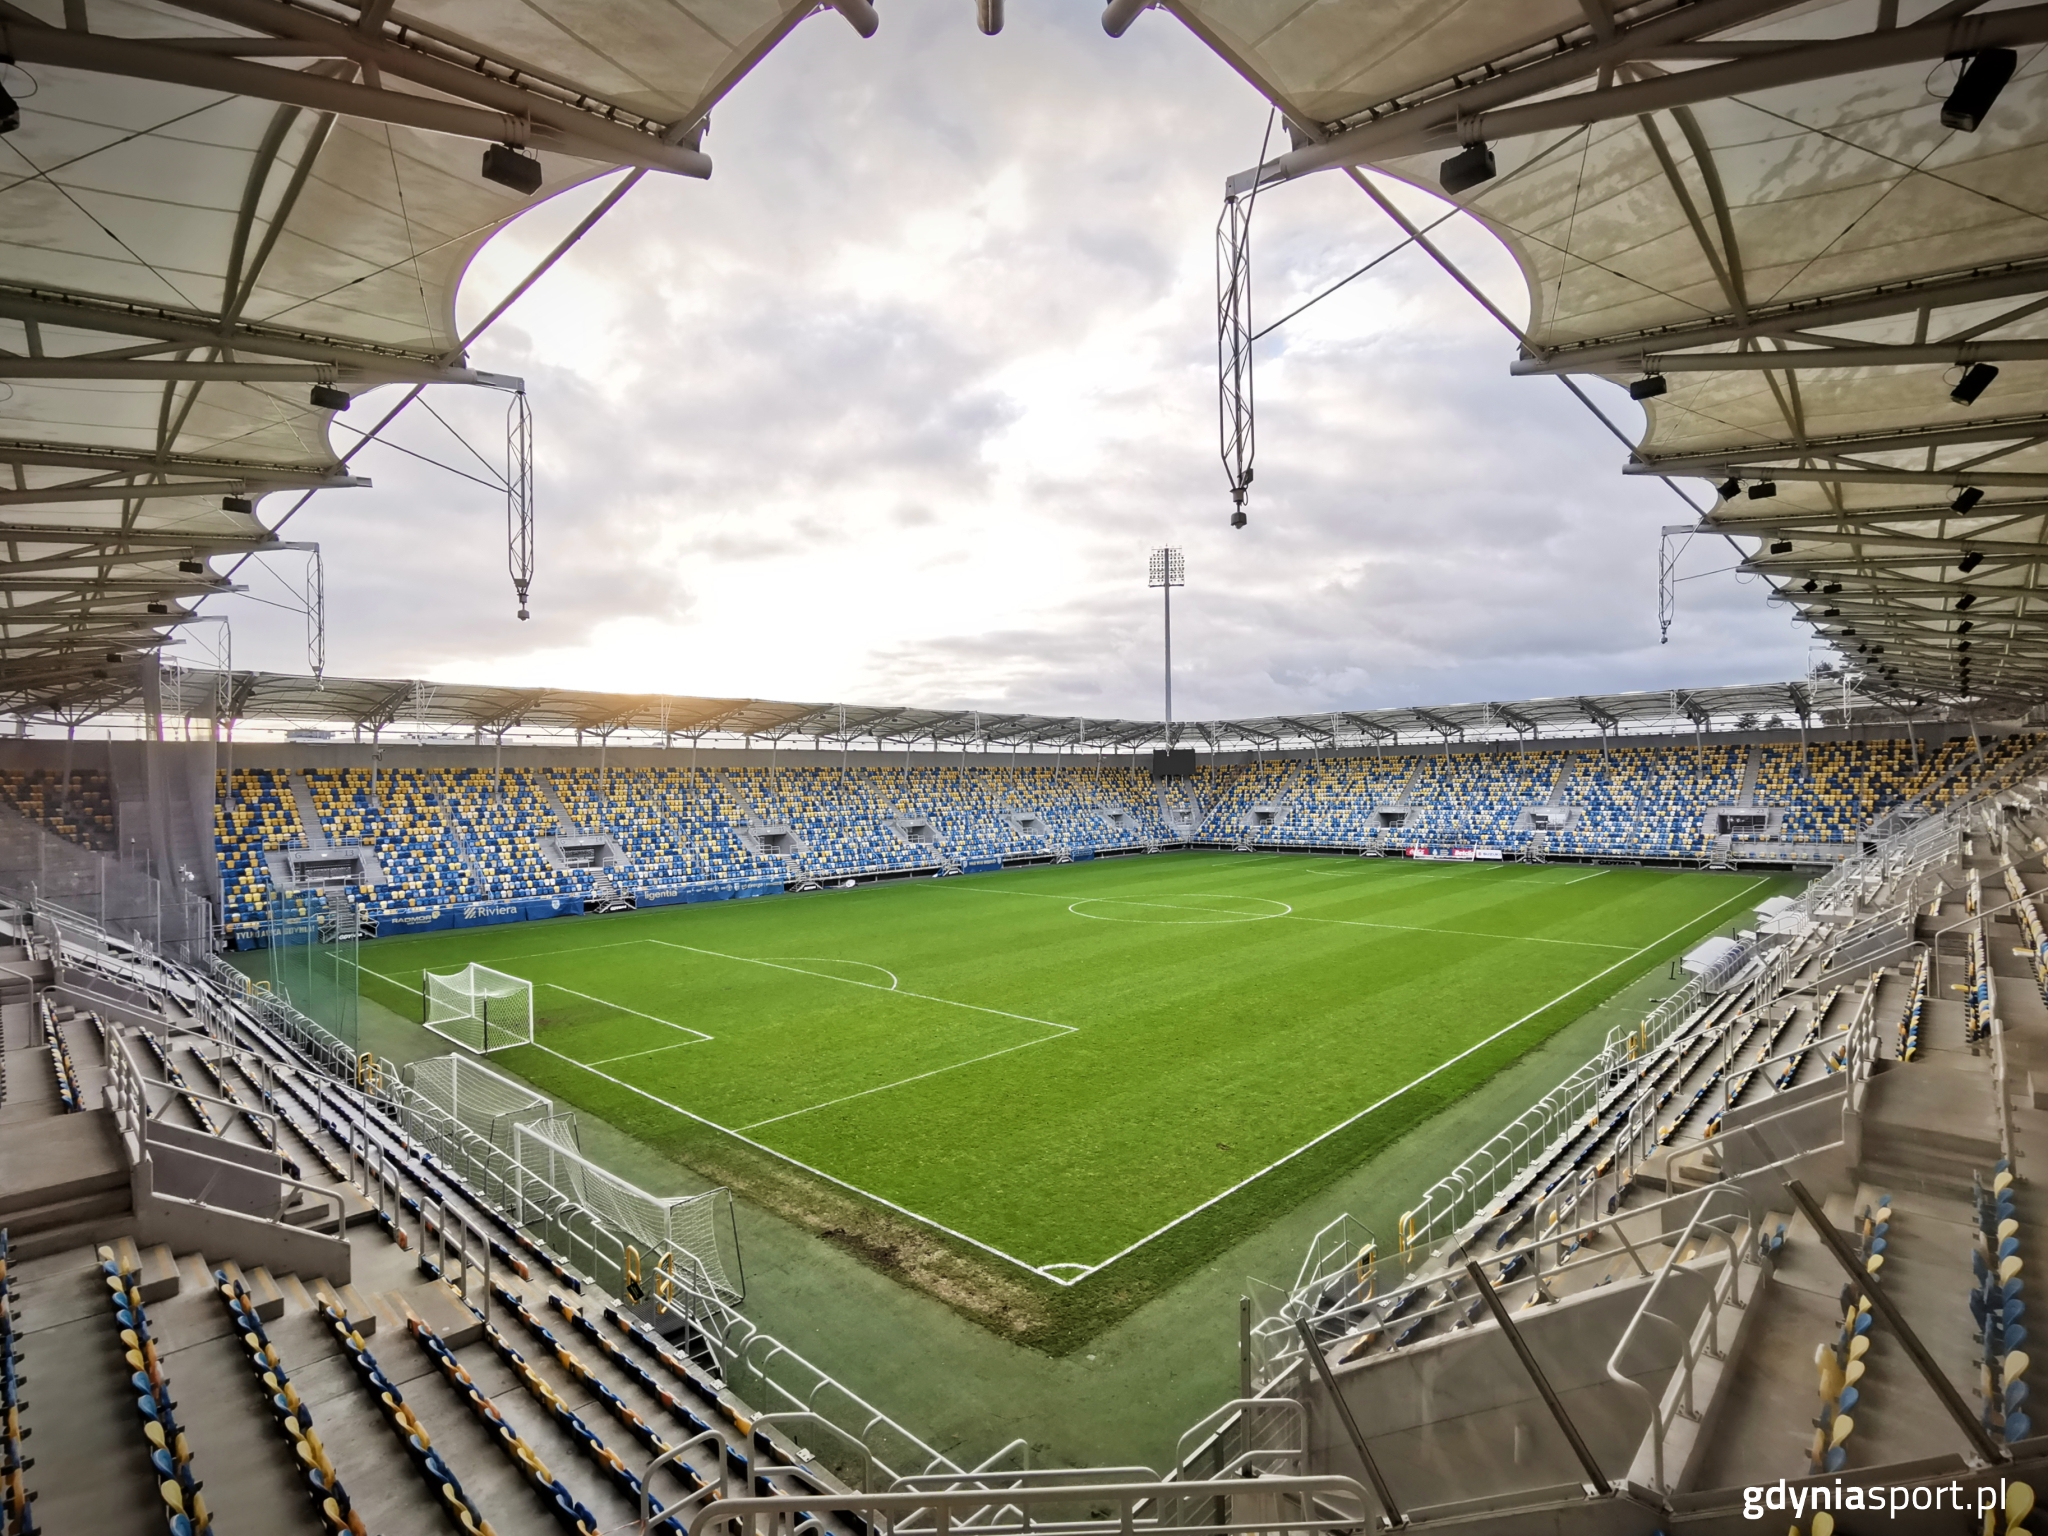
351, 851, 1785, 1292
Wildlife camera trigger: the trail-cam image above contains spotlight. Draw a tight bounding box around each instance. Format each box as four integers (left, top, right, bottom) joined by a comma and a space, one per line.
1717, 478, 1742, 500
1747, 481, 1777, 499
1230, 509, 1247, 529
1842, 626, 1857, 636
1802, 579, 1818, 592
1957, 592, 1977, 610
482, 142, 544, 196
221, 496, 252, 514
1959, 640, 1973, 652
1870, 645, 1885, 655
177, 559, 203, 574
1823, 582, 1842, 594
309, 383, 351, 411
146, 602, 168, 614
1942, 49, 2018, 132
0, 83, 17, 136
1952, 362, 1999, 405
1953, 487, 1984, 512
1439, 142, 1496, 196
105, 653, 122, 664
1770, 540, 1793, 554
1822, 608, 1840, 617
1959, 550, 1985, 572
1959, 620, 1975, 633
1628, 374, 1667, 401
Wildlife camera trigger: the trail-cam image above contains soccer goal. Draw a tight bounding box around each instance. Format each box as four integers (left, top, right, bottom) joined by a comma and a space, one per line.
422, 963, 534, 1053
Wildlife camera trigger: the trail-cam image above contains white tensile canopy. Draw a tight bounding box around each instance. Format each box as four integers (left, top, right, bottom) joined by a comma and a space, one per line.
1140, 0, 2048, 710
0, 0, 836, 719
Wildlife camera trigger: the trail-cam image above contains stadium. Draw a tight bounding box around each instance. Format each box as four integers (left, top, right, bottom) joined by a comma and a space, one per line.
8, 2, 2048, 1535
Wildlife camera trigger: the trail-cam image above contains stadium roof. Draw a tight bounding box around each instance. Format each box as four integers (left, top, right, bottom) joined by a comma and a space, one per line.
1151, 0, 2048, 711
0, 0, 839, 715
127, 669, 1955, 750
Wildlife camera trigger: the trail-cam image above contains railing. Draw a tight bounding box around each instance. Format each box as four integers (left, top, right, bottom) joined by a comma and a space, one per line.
105, 1025, 346, 1236
685, 1476, 1373, 1536
1604, 1183, 1753, 1493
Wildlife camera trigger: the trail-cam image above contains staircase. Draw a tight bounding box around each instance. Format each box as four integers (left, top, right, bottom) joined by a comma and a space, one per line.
1735, 743, 1761, 808
289, 771, 328, 848
534, 770, 583, 834
1546, 753, 1578, 804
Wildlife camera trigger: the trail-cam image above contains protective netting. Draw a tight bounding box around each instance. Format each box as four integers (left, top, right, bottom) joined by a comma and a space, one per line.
423, 963, 533, 1052
514, 1114, 737, 1300
406, 1053, 549, 1158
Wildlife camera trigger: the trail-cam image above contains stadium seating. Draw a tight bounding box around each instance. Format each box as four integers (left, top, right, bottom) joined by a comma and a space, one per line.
209, 734, 2046, 936
0, 769, 115, 853
1552, 744, 1742, 860
213, 769, 307, 944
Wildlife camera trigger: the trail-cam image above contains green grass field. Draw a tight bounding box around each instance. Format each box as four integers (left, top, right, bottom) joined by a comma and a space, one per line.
352, 851, 1782, 1310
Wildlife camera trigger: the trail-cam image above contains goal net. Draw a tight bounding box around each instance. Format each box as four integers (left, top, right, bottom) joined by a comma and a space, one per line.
423, 963, 534, 1052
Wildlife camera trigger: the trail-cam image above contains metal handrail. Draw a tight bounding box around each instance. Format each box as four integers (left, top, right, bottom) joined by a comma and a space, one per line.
1604, 1182, 1751, 1493
686, 1476, 1374, 1536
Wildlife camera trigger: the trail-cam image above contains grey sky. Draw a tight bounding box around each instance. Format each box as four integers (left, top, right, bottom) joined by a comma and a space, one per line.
217, 0, 1814, 719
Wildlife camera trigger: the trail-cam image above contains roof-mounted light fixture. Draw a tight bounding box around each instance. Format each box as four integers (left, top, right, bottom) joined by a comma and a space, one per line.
481, 142, 544, 195
309, 384, 351, 411
1952, 487, 1985, 512
1823, 582, 1842, 594
1770, 540, 1793, 554
1628, 374, 1666, 401
1952, 362, 1999, 405
1717, 478, 1741, 500
1943, 50, 2018, 132
828, 0, 881, 34
1959, 550, 1985, 572
222, 496, 252, 514
1802, 579, 1818, 593
1957, 592, 1978, 610
1958, 619, 1975, 633
1439, 142, 1496, 195
977, 0, 1002, 33
0, 82, 18, 136
1747, 481, 1777, 499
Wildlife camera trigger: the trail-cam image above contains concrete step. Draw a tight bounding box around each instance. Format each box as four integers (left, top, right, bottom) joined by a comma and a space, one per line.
309, 1277, 377, 1337
112, 1238, 179, 1303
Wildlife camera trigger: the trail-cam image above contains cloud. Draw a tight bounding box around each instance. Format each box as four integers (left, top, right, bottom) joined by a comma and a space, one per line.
216, 0, 1811, 719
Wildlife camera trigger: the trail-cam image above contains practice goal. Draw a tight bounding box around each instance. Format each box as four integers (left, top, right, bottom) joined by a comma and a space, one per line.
422, 963, 534, 1052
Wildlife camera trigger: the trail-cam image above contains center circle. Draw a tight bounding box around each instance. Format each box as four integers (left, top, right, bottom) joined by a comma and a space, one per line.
1066, 894, 1293, 924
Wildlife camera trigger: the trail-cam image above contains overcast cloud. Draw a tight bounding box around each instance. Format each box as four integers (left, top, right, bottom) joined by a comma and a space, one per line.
216, 0, 1815, 720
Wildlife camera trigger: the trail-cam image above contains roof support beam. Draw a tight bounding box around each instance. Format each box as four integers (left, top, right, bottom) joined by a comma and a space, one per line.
0, 440, 365, 487
0, 286, 450, 370
0, 16, 713, 177
1640, 413, 2048, 474
1235, 3, 2048, 189
0, 522, 273, 549
1529, 263, 2048, 371
0, 358, 520, 387
1514, 341, 2048, 375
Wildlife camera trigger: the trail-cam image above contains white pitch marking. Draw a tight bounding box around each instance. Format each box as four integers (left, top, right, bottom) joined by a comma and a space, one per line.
544, 981, 715, 1043
762, 956, 901, 990
1285, 913, 1636, 950
1562, 868, 1614, 885
645, 939, 1078, 1035
529, 1041, 1058, 1281
739, 1030, 1072, 1130
1050, 875, 1774, 1283
1066, 894, 1293, 924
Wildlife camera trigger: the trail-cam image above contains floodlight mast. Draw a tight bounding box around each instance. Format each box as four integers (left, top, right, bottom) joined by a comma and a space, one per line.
1148, 547, 1185, 748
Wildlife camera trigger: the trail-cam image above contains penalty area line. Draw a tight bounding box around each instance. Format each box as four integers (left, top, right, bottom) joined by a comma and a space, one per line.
1047, 875, 1771, 1285
528, 1041, 1069, 1283
739, 1029, 1075, 1130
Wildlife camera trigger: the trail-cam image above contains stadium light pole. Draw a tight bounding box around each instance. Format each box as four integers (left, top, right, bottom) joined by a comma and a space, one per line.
1148, 548, 1185, 748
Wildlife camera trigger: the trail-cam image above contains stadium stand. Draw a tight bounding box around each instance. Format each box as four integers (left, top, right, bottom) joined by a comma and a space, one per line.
0, 772, 114, 855
9, 731, 2048, 1532
208, 735, 2048, 933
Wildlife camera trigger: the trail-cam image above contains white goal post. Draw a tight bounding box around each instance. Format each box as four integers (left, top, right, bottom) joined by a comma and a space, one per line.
423, 963, 534, 1052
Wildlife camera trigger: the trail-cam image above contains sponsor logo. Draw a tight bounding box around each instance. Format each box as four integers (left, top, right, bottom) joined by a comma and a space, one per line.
387, 911, 441, 928
461, 903, 520, 920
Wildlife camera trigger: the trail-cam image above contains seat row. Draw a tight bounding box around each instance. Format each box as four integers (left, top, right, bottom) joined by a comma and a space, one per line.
35, 998, 80, 1115
1971, 1164, 2032, 1446
1807, 1194, 1889, 1474
2, 1233, 32, 1536
98, 1247, 209, 1533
